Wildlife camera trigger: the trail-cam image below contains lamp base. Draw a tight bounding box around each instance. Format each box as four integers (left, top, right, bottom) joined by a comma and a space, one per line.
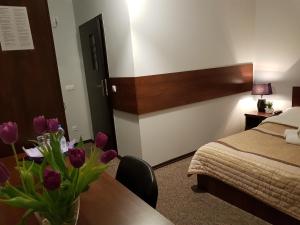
257, 99, 266, 112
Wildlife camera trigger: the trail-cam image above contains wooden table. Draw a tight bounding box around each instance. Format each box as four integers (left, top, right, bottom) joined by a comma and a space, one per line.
0, 156, 174, 225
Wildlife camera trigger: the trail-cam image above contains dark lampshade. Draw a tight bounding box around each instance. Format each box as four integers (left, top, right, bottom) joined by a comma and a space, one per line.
252, 83, 273, 96
251, 83, 272, 113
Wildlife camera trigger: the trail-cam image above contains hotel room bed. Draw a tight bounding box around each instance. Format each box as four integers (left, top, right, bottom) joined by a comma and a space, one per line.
188, 87, 300, 225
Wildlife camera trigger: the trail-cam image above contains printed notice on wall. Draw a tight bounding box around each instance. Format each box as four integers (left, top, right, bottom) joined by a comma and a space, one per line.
0, 6, 34, 51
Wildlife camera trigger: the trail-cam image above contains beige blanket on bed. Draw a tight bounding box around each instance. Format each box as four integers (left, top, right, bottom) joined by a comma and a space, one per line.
188, 121, 300, 220
218, 122, 300, 167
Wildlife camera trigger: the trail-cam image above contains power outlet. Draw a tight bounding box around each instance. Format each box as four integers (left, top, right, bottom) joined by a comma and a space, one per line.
72, 125, 78, 132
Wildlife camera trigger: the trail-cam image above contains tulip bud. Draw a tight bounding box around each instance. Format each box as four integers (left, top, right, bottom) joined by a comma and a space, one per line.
43, 168, 61, 191
33, 115, 47, 135
47, 118, 59, 133
100, 150, 117, 164
68, 148, 85, 168
95, 132, 108, 148
0, 122, 18, 145
0, 162, 10, 185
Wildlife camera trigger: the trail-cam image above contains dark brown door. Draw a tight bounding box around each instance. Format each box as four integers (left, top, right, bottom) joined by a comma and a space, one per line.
79, 15, 117, 150
0, 0, 68, 157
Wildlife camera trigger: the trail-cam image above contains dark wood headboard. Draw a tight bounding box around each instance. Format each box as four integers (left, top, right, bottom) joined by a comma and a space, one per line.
292, 87, 300, 106
111, 63, 253, 114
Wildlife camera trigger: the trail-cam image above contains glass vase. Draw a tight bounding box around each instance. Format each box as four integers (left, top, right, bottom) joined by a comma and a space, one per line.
35, 198, 80, 225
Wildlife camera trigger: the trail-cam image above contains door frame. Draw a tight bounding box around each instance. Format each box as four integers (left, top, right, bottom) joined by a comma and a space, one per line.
86, 14, 118, 150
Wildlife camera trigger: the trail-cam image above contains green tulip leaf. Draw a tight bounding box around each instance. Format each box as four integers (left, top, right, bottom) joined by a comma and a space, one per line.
0, 196, 46, 211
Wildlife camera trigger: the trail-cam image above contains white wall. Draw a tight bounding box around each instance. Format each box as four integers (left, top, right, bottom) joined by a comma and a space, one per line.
49, 0, 142, 155
53, 0, 300, 166
129, 0, 256, 165
72, 0, 135, 77
113, 110, 142, 158
128, 0, 255, 76
254, 0, 300, 110
139, 93, 256, 165
47, 0, 92, 141
70, 0, 257, 165
72, 0, 142, 156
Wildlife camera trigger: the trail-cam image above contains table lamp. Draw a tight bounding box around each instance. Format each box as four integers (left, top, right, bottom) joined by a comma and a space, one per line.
252, 83, 272, 112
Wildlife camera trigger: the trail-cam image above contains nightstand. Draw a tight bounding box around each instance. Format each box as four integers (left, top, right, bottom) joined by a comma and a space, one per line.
244, 111, 275, 130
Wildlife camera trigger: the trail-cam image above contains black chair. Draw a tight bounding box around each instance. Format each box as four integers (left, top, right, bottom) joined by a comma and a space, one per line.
116, 156, 158, 208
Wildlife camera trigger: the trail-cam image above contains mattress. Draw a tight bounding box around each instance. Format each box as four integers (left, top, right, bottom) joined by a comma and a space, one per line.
188, 107, 300, 220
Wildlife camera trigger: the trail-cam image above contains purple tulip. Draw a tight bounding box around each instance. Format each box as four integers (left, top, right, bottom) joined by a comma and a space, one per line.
95, 132, 108, 148
100, 150, 117, 164
43, 168, 61, 191
33, 115, 47, 135
0, 122, 18, 145
68, 148, 85, 168
47, 118, 59, 133
0, 162, 10, 185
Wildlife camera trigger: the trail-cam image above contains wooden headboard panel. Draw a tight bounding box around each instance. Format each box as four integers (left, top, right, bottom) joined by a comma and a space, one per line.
111, 63, 253, 114
292, 87, 300, 106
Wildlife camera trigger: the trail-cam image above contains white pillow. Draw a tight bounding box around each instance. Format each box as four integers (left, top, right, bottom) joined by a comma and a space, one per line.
262, 107, 300, 127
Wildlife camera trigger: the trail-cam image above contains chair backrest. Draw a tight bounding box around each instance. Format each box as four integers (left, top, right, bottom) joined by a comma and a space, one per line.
116, 156, 158, 208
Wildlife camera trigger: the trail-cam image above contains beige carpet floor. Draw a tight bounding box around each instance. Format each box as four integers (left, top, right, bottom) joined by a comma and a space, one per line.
106, 156, 270, 225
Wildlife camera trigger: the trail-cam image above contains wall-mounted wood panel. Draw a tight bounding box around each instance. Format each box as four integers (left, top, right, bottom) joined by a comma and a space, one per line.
0, 1, 67, 157
110, 63, 253, 114
292, 87, 300, 107
109, 78, 138, 114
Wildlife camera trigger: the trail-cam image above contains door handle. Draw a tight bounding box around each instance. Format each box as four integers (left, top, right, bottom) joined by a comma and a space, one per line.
96, 79, 108, 96
97, 81, 105, 96
104, 78, 109, 96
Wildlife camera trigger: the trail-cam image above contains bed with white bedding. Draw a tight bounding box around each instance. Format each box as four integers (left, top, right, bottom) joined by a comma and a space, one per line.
188, 98, 300, 224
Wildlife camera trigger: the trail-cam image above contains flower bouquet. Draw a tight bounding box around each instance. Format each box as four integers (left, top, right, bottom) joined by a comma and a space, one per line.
0, 116, 117, 225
